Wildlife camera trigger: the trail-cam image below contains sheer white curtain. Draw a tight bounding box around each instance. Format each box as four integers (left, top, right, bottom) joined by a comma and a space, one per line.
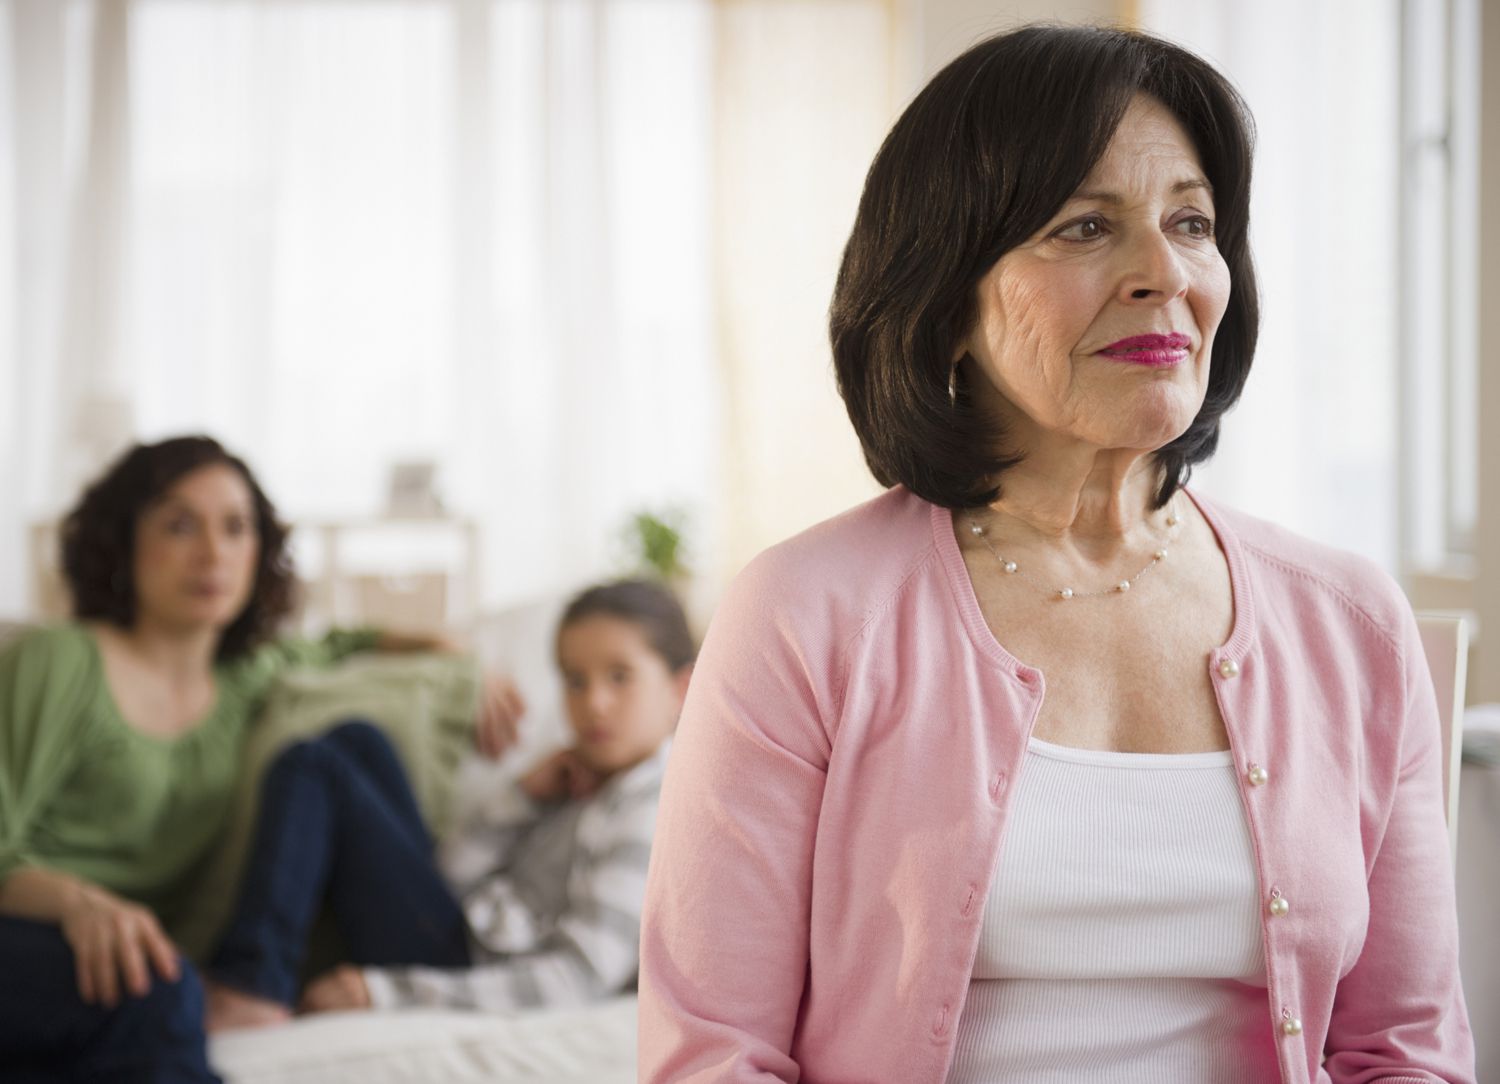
1133, 0, 1402, 571
0, 0, 717, 614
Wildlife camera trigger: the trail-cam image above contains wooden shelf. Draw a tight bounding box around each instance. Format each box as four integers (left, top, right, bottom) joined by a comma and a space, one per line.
28, 516, 481, 637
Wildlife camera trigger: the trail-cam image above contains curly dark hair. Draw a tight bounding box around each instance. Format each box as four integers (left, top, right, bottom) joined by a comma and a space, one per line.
830, 24, 1259, 510
557, 579, 697, 674
60, 435, 297, 660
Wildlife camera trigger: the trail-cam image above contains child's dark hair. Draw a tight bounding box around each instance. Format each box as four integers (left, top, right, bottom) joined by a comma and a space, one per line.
557, 579, 696, 672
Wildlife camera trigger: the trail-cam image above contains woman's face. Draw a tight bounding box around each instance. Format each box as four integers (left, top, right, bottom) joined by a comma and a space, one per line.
558, 614, 689, 777
959, 93, 1232, 457
132, 463, 262, 635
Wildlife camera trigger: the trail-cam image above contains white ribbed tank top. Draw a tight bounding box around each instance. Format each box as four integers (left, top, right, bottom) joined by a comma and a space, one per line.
945, 737, 1279, 1083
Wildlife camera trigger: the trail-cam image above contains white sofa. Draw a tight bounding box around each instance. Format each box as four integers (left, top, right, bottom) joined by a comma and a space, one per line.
210, 996, 638, 1084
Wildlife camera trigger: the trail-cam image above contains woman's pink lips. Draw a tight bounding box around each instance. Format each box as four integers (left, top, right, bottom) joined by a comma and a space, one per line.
1096, 333, 1192, 368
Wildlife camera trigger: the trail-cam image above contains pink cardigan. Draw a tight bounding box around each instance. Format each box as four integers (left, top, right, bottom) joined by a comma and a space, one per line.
638, 486, 1475, 1083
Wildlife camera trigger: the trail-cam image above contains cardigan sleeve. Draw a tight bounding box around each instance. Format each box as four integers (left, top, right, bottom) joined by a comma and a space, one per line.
1322, 603, 1476, 1083
0, 628, 96, 885
637, 551, 837, 1083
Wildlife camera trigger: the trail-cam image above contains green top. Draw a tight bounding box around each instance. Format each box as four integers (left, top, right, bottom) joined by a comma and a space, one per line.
0, 623, 378, 933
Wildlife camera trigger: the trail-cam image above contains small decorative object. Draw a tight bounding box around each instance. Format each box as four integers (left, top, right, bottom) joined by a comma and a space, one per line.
621, 508, 689, 582
386, 460, 445, 518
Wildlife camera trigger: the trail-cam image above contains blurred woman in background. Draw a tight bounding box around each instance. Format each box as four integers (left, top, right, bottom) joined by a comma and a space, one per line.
0, 435, 519, 1083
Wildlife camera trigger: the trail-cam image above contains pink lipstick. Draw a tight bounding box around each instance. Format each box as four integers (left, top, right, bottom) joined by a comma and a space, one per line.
1096, 332, 1191, 368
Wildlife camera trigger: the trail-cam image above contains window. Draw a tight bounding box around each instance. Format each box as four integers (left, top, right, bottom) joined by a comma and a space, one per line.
1398, 0, 1479, 578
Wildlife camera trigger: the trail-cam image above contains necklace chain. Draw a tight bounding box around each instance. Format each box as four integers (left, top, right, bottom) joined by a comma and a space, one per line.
965, 502, 1181, 601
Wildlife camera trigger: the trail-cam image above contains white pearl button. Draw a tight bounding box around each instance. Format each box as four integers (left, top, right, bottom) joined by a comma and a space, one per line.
1218, 658, 1240, 679
1247, 764, 1269, 787
1268, 891, 1289, 917
1282, 1016, 1303, 1037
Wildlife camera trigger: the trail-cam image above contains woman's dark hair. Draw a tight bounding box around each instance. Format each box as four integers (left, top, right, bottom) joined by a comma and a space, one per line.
830, 24, 1259, 509
61, 435, 296, 660
557, 579, 697, 673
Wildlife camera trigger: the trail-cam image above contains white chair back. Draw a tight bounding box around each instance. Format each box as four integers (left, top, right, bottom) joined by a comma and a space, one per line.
1416, 613, 1468, 862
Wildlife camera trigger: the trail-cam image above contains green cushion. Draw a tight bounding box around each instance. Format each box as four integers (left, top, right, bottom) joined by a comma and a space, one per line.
173, 652, 479, 963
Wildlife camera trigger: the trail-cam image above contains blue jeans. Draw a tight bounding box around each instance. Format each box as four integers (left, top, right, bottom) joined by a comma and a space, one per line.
209, 720, 471, 1005
0, 914, 221, 1083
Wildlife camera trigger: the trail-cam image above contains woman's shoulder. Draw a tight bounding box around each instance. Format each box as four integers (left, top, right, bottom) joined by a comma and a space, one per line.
0, 621, 98, 675
0, 622, 106, 736
726, 488, 936, 605
1194, 491, 1413, 650
723, 485, 941, 633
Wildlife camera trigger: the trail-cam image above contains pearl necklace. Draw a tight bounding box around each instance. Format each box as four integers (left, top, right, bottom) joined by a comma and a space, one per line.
965, 502, 1181, 601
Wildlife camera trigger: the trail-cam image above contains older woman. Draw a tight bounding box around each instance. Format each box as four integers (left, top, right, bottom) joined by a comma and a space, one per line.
638, 25, 1474, 1084
0, 435, 520, 1082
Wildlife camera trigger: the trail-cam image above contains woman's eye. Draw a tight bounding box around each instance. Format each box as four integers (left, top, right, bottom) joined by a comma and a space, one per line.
1176, 214, 1215, 238
166, 517, 195, 536
1054, 216, 1106, 241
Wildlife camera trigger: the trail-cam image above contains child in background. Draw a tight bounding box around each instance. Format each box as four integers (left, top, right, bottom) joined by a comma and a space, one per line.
205, 578, 694, 1026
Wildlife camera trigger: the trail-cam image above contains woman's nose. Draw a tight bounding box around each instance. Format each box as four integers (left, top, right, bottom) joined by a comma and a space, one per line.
200, 529, 233, 564
1118, 228, 1190, 303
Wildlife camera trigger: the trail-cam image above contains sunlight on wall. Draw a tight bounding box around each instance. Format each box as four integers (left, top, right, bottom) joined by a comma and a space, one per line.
711, 0, 900, 581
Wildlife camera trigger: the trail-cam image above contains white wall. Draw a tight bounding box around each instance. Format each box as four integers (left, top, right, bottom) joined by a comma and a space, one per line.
708, 1, 901, 583
916, 0, 1121, 77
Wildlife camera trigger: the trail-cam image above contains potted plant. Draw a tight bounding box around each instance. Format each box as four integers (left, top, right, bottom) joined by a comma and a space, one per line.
620, 508, 689, 583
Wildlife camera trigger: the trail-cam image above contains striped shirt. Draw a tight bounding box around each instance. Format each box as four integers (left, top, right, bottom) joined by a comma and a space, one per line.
361, 742, 668, 1012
